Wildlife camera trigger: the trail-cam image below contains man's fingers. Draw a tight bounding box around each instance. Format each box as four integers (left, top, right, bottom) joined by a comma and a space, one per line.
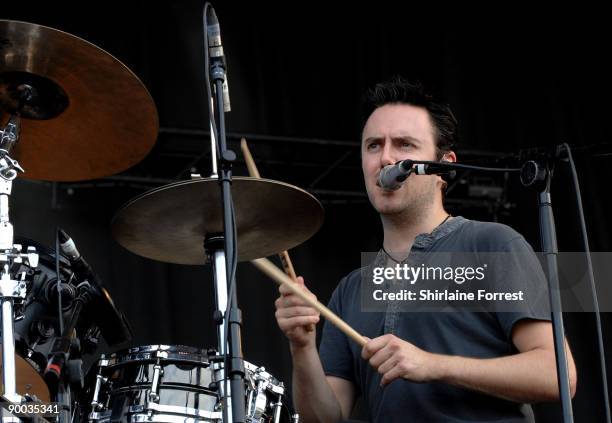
380, 366, 403, 386
276, 294, 318, 309
376, 355, 399, 375
367, 346, 394, 369
275, 306, 320, 319
277, 315, 320, 331
278, 281, 313, 297
362, 334, 393, 359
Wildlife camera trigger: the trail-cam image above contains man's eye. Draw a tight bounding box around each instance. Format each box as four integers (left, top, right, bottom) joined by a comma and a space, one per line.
367, 142, 380, 150
401, 142, 413, 148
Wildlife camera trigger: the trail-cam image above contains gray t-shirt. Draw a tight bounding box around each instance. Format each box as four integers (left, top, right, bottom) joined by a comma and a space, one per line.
319, 217, 550, 423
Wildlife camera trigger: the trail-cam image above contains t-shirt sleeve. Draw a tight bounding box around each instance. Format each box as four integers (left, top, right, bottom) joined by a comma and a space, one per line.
491, 235, 552, 341
318, 277, 356, 383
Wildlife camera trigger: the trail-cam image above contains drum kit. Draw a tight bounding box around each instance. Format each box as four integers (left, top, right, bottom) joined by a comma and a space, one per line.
0, 16, 325, 423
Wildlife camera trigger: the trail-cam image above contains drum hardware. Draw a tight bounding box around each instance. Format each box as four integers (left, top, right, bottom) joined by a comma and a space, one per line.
148, 358, 163, 403
89, 373, 107, 412
205, 234, 234, 422
0, 111, 40, 405
244, 363, 286, 423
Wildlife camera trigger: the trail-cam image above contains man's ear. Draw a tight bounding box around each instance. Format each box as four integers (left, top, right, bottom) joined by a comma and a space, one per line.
441, 151, 457, 163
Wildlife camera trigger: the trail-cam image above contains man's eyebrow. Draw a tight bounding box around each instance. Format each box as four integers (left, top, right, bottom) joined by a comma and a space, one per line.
362, 135, 423, 144
391, 135, 422, 144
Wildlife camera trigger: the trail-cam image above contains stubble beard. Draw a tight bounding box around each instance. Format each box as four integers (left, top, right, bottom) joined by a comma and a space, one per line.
371, 177, 439, 224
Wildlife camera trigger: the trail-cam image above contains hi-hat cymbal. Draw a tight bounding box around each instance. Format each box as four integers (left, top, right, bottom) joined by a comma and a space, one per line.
0, 351, 50, 402
112, 177, 324, 265
0, 20, 158, 181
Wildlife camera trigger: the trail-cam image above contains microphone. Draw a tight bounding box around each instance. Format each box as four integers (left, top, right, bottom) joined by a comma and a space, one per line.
58, 229, 133, 345
43, 337, 70, 395
377, 160, 414, 191
378, 160, 457, 191
206, 5, 231, 112
412, 161, 457, 176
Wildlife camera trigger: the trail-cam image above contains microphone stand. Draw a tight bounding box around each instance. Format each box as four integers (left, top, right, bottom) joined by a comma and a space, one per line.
520, 159, 574, 422
205, 5, 246, 422
408, 158, 575, 422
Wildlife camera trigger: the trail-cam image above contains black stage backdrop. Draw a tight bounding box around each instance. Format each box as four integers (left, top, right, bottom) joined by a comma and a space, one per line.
3, 2, 612, 422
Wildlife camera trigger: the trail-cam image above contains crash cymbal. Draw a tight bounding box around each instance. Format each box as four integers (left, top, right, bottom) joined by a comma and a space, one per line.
0, 351, 50, 402
112, 177, 324, 265
0, 20, 158, 181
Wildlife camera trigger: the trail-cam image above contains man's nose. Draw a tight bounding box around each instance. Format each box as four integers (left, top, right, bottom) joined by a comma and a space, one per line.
380, 143, 396, 167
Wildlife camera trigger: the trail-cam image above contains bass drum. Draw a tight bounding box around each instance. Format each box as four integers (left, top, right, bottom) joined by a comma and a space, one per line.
83, 345, 297, 423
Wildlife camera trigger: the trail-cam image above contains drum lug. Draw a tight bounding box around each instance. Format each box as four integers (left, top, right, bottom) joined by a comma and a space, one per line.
271, 393, 283, 423
249, 379, 269, 421
91, 373, 107, 411
149, 359, 163, 403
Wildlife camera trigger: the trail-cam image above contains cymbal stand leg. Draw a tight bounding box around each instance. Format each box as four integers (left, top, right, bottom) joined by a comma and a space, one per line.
205, 235, 232, 423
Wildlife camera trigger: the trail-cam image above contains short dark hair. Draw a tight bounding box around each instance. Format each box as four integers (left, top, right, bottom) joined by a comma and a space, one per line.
361, 77, 458, 158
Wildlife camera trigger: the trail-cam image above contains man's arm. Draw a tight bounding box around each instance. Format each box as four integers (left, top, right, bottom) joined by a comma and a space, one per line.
362, 319, 577, 403
275, 277, 357, 422
290, 343, 356, 422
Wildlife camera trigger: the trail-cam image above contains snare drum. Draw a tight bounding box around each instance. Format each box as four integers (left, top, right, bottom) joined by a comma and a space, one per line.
85, 345, 298, 423
87, 345, 221, 423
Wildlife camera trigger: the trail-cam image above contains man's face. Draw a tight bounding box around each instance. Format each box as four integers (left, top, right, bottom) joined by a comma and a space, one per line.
361, 103, 441, 216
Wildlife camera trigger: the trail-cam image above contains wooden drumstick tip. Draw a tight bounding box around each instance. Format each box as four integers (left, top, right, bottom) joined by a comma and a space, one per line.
240, 138, 261, 179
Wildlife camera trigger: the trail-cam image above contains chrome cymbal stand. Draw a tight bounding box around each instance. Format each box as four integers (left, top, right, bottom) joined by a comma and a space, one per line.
205, 235, 233, 423
0, 115, 39, 405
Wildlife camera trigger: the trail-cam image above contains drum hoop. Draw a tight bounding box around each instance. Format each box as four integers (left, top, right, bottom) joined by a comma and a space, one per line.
89, 410, 221, 423
100, 344, 211, 367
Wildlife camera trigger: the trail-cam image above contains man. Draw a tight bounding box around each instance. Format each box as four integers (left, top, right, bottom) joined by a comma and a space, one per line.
274, 78, 577, 422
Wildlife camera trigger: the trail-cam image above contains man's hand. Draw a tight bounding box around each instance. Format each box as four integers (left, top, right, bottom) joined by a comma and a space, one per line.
274, 276, 321, 350
361, 334, 440, 385
362, 322, 577, 403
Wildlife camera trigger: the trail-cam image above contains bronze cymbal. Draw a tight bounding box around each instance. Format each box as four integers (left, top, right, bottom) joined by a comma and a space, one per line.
0, 20, 158, 181
0, 350, 50, 402
112, 177, 324, 265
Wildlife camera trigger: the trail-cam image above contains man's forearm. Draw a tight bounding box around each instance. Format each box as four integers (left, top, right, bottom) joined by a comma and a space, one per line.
291, 345, 344, 423
434, 348, 576, 403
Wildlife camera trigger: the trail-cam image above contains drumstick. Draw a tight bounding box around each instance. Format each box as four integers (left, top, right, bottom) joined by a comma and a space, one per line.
241, 138, 313, 326
241, 137, 261, 178
241, 138, 298, 276
251, 258, 367, 347
241, 138, 312, 326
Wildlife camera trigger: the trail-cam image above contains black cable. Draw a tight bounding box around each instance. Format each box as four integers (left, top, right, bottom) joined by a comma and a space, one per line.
411, 160, 521, 173
562, 143, 611, 423
55, 227, 64, 336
